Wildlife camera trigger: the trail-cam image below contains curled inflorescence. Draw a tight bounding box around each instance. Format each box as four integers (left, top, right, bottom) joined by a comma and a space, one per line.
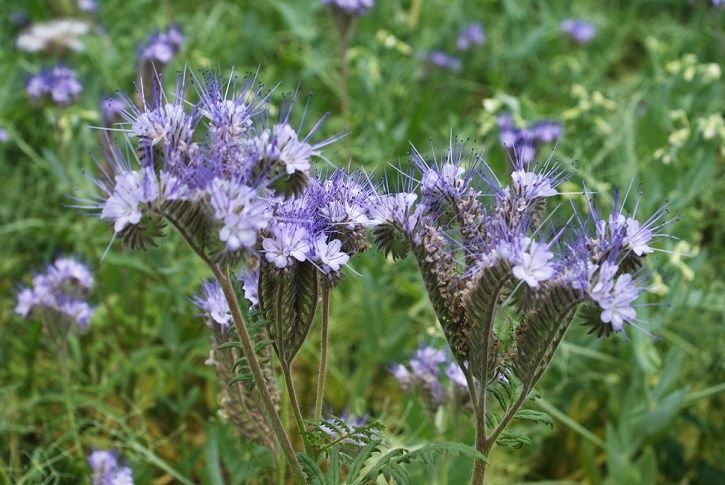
372, 139, 667, 388
90, 71, 340, 263
16, 257, 95, 332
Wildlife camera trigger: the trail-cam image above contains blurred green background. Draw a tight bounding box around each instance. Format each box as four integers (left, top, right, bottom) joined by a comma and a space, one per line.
0, 0, 723, 483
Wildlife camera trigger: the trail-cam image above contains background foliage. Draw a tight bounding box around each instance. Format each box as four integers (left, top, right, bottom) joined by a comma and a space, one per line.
0, 0, 723, 483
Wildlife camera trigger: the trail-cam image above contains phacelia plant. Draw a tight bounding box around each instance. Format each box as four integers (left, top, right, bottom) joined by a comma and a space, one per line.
372, 140, 668, 482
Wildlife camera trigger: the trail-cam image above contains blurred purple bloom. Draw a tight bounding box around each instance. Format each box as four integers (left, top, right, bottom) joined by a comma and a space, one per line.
497, 116, 562, 166
560, 19, 596, 44
27, 65, 82, 105
457, 23, 485, 51
89, 449, 134, 485
421, 51, 462, 72
0, 128, 8, 143
15, 257, 95, 331
193, 280, 231, 329
78, 0, 97, 12
139, 25, 184, 65
321, 0, 374, 15
445, 361, 468, 387
100, 95, 125, 124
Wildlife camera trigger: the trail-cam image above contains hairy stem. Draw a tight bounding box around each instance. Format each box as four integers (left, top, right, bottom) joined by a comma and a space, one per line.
274, 285, 309, 451
314, 286, 330, 422
214, 267, 306, 484
281, 360, 308, 450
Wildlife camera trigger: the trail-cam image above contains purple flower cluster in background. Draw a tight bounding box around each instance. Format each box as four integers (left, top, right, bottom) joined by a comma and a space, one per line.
88, 450, 134, 485
560, 19, 596, 44
139, 25, 184, 65
497, 115, 563, 166
15, 257, 94, 331
420, 51, 462, 72
390, 345, 468, 408
26, 65, 83, 105
457, 23, 485, 51
373, 141, 666, 335
321, 0, 374, 16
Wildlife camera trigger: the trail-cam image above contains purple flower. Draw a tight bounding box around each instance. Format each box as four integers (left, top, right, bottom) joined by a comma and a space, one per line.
321, 0, 374, 15
421, 51, 462, 72
16, 257, 95, 331
390, 345, 471, 408
139, 26, 184, 65
588, 262, 640, 331
27, 65, 82, 105
445, 361, 468, 388
208, 178, 269, 252
262, 223, 310, 268
238, 266, 260, 307
193, 280, 231, 329
497, 116, 562, 166
100, 167, 159, 233
457, 23, 485, 51
0, 128, 8, 143
560, 19, 596, 44
88, 449, 134, 485
510, 238, 557, 289
312, 236, 349, 274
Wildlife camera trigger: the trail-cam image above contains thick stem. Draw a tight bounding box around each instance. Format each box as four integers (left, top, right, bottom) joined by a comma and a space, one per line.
214, 267, 305, 484
314, 286, 330, 421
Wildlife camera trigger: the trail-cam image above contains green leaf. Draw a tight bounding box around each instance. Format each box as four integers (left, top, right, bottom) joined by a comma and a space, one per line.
346, 438, 383, 485
513, 409, 554, 428
495, 431, 533, 448
297, 453, 327, 485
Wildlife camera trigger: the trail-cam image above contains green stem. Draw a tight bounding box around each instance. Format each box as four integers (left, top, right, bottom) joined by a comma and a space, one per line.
314, 286, 330, 422
57, 332, 82, 459
214, 267, 306, 484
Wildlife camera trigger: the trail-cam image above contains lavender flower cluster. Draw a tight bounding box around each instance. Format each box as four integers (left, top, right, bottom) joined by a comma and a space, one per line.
497, 115, 563, 166
139, 26, 184, 65
88, 450, 134, 485
15, 257, 94, 332
391, 345, 468, 408
373, 142, 664, 339
26, 65, 83, 105
321, 0, 375, 16
94, 74, 325, 251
